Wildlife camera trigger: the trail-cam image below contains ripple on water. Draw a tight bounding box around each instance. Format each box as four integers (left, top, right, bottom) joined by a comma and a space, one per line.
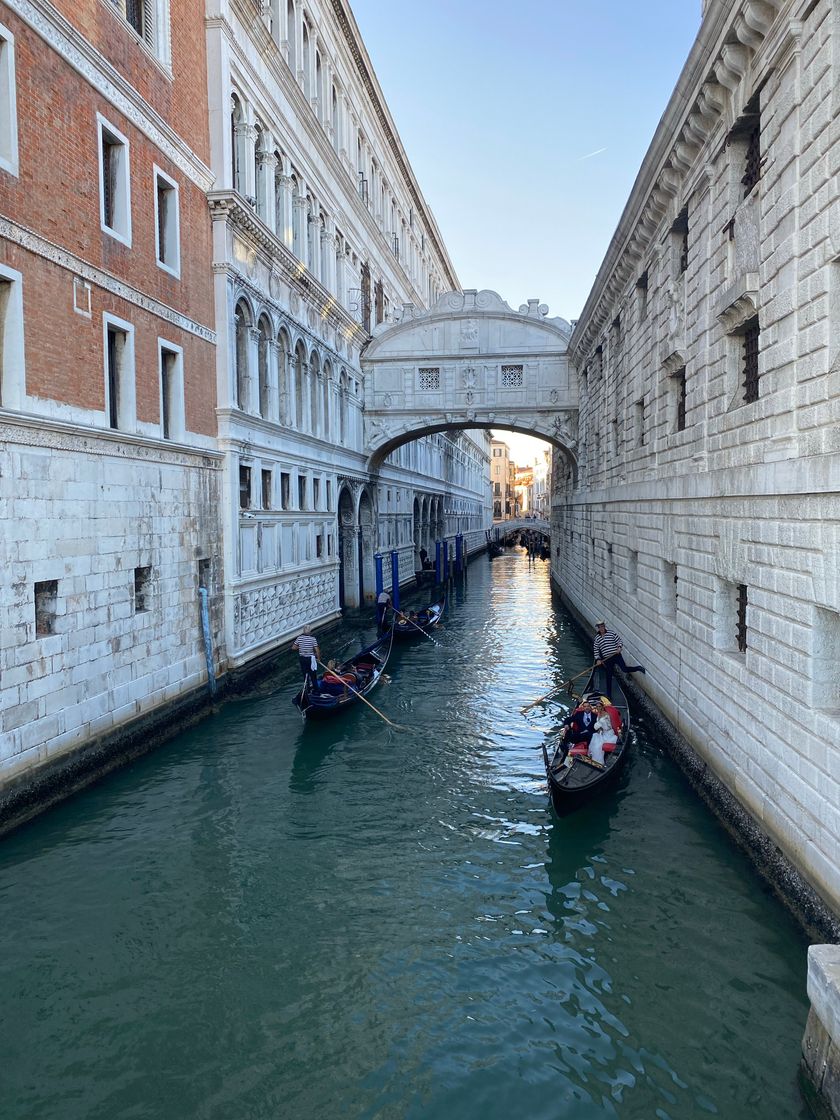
0, 555, 810, 1120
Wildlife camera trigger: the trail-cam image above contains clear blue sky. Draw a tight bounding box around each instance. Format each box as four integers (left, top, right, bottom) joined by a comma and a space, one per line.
349, 0, 701, 321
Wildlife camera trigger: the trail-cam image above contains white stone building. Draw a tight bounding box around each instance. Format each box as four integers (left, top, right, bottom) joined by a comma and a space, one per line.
205, 0, 491, 664
553, 0, 840, 916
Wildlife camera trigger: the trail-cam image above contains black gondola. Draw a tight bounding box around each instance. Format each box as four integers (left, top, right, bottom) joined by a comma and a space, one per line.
487, 541, 503, 559
391, 595, 445, 640
541, 666, 631, 815
292, 633, 391, 719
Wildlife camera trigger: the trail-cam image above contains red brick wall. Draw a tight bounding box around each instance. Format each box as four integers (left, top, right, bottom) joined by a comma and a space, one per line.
0, 1, 216, 436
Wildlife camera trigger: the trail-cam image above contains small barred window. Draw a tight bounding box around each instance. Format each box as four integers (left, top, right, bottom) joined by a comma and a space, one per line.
500, 365, 523, 387
419, 367, 440, 390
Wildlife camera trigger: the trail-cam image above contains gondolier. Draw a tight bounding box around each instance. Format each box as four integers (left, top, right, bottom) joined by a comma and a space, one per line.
593, 620, 645, 699
376, 589, 392, 631
292, 625, 320, 691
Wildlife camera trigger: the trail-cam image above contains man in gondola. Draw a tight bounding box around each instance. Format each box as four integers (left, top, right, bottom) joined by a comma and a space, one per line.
376, 588, 392, 631
292, 625, 320, 691
593, 620, 646, 699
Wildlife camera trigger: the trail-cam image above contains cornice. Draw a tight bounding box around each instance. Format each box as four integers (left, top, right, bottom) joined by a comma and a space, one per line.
0, 216, 216, 342
328, 0, 459, 292
219, 5, 442, 307
6, 0, 214, 191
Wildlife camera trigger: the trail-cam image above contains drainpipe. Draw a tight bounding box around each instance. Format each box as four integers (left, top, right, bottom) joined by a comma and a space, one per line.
198, 587, 217, 698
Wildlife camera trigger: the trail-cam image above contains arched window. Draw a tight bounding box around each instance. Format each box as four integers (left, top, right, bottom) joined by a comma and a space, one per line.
258, 315, 271, 418
323, 360, 332, 441
315, 50, 323, 119
301, 21, 311, 98
339, 369, 348, 445
230, 94, 244, 194
234, 298, 252, 410
295, 341, 306, 430
277, 327, 290, 424
286, 0, 297, 71
309, 349, 320, 437
331, 86, 339, 147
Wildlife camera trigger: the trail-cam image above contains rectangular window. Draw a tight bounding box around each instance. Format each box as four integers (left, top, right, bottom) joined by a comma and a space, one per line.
636, 270, 648, 318
313, 478, 320, 509
672, 367, 687, 432
501, 364, 524, 387
316, 534, 323, 558
239, 465, 251, 509
635, 399, 645, 447
158, 343, 183, 440
280, 472, 291, 510
261, 469, 272, 509
107, 0, 169, 64
0, 263, 25, 410
103, 316, 135, 431
0, 24, 19, 177
154, 167, 180, 277
736, 584, 748, 652
419, 367, 440, 390
326, 480, 331, 509
98, 115, 132, 246
34, 580, 58, 637
742, 317, 760, 403
673, 207, 689, 275
134, 566, 152, 613
298, 475, 307, 510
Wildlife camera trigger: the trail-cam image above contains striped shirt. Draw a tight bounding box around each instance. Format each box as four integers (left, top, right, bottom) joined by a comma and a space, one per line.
593, 629, 622, 661
293, 634, 318, 657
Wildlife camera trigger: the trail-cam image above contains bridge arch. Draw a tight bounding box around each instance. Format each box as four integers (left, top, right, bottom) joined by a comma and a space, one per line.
361, 289, 579, 473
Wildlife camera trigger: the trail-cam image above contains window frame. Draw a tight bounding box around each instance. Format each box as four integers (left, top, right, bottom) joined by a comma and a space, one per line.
97, 114, 133, 247
0, 261, 25, 410
102, 312, 136, 431
157, 337, 184, 441
153, 164, 181, 278
0, 23, 19, 177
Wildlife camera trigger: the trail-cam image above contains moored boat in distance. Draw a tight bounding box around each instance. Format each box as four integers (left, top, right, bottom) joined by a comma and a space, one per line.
391, 596, 445, 640
541, 666, 631, 815
292, 634, 392, 720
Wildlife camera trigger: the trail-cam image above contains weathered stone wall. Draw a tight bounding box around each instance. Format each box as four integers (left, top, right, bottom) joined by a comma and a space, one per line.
0, 419, 223, 787
802, 946, 840, 1120
554, 0, 840, 917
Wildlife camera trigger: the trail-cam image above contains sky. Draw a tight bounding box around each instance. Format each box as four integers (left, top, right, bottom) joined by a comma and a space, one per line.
349, 0, 701, 466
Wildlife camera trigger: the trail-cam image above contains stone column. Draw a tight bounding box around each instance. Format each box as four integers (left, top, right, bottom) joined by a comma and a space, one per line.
246, 327, 260, 414
276, 170, 293, 248
266, 338, 280, 421
286, 349, 297, 429
322, 223, 337, 294
293, 195, 308, 266
256, 149, 277, 232
235, 122, 257, 202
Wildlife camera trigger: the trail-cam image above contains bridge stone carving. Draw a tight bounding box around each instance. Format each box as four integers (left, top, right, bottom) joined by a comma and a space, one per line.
361, 290, 578, 471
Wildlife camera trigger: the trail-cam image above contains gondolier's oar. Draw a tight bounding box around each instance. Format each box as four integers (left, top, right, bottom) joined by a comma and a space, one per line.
520, 665, 595, 714
393, 607, 441, 646
315, 658, 408, 731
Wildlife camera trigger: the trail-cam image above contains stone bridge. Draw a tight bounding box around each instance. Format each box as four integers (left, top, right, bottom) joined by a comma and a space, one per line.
361, 290, 579, 472
494, 517, 550, 536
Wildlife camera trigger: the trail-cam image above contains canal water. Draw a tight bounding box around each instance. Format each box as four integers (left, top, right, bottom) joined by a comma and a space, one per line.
1, 554, 811, 1120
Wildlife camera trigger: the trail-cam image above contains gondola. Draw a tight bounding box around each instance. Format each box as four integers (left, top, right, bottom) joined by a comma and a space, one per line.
487, 541, 503, 559
541, 666, 631, 815
292, 632, 391, 719
391, 595, 445, 640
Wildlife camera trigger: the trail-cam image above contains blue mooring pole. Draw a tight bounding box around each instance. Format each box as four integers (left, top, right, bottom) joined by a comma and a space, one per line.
390, 550, 400, 611
374, 553, 384, 598
435, 540, 442, 584
455, 534, 463, 574
442, 539, 449, 581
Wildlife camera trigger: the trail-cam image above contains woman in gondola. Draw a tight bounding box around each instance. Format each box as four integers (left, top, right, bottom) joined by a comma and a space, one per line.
588, 700, 617, 765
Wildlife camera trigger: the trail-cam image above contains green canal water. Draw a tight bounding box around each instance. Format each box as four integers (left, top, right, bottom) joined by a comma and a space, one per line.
1, 554, 811, 1119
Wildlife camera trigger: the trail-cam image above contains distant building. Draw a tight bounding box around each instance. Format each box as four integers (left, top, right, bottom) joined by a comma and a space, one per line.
490, 439, 513, 519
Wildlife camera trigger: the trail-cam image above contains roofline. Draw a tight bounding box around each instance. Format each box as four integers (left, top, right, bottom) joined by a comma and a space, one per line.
331, 0, 461, 294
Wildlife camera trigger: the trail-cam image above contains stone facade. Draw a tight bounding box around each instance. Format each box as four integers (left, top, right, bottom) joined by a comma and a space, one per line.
0, 0, 220, 787
206, 0, 492, 655
553, 0, 840, 916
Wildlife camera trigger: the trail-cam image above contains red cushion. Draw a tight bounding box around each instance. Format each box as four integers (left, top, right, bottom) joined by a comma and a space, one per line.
569, 745, 588, 756
603, 741, 618, 753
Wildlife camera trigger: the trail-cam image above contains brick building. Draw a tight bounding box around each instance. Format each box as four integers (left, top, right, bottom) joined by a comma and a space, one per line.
0, 0, 220, 788
553, 0, 840, 916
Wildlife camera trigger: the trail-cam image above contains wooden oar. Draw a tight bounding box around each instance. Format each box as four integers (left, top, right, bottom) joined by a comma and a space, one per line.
316, 658, 408, 731
520, 665, 595, 713
393, 607, 440, 646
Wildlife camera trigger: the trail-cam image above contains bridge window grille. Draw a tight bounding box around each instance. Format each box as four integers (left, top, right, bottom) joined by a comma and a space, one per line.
742, 317, 760, 403
736, 584, 748, 652
501, 364, 523, 387
419, 367, 440, 390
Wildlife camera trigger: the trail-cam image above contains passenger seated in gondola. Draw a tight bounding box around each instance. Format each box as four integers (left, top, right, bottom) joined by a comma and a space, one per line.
588, 700, 618, 765
322, 660, 357, 694
560, 701, 596, 749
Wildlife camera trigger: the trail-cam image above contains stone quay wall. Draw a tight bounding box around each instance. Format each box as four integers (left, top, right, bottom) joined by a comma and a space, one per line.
553, 0, 840, 922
